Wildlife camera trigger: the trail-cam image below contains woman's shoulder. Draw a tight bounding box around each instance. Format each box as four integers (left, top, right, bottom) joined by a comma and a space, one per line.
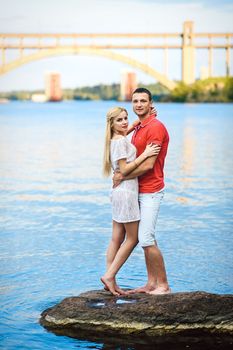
111, 135, 126, 142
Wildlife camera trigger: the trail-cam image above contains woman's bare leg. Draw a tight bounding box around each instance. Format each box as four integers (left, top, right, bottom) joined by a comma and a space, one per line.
103, 221, 125, 295
101, 221, 139, 295
106, 220, 125, 269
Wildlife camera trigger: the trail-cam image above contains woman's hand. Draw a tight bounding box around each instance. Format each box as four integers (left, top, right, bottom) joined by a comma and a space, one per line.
112, 171, 123, 188
143, 143, 161, 158
151, 106, 157, 116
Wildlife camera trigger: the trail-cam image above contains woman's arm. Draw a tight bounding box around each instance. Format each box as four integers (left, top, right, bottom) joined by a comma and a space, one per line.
127, 119, 140, 135
117, 144, 160, 176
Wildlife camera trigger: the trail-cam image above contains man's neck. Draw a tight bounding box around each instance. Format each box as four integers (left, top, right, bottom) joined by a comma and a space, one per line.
138, 112, 151, 122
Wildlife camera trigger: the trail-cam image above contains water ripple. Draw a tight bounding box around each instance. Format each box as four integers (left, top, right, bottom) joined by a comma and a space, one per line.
0, 101, 233, 350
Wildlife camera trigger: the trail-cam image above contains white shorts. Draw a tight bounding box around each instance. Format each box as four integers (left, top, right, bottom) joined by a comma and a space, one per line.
138, 190, 164, 247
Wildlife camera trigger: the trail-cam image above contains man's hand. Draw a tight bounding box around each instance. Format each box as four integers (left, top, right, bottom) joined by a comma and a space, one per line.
112, 171, 124, 188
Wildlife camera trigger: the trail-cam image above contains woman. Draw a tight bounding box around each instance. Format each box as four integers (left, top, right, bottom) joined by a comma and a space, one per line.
101, 107, 160, 296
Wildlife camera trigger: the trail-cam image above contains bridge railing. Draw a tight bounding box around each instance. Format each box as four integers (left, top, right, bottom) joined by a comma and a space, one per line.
0, 22, 232, 85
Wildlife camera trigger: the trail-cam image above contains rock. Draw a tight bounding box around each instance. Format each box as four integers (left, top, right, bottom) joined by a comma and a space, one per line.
40, 290, 233, 348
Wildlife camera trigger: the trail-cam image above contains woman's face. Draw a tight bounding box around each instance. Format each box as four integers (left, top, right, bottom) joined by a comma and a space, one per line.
112, 110, 128, 135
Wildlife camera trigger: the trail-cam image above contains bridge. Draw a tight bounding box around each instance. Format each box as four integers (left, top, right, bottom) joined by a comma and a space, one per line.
0, 22, 232, 91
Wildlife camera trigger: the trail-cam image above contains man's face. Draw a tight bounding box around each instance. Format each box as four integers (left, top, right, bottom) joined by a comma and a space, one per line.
132, 92, 152, 118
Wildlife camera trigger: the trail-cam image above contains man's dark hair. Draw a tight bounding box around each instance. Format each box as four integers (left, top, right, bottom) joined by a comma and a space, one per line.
132, 87, 152, 101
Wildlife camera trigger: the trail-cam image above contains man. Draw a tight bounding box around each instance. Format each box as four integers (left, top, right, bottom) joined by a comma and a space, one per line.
114, 87, 170, 294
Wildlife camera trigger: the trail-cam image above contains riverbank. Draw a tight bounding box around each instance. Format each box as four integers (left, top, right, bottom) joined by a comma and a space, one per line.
1, 77, 232, 103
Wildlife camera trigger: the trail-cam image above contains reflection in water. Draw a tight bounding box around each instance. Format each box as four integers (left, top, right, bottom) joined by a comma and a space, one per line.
182, 121, 196, 176
176, 119, 197, 205
0, 102, 233, 350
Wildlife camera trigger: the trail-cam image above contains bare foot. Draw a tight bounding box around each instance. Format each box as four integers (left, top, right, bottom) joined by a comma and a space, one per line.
104, 284, 126, 295
115, 286, 127, 295
101, 276, 120, 296
148, 287, 171, 295
102, 279, 126, 295
126, 284, 156, 294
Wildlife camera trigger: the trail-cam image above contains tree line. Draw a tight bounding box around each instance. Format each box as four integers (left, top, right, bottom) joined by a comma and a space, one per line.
1, 77, 232, 102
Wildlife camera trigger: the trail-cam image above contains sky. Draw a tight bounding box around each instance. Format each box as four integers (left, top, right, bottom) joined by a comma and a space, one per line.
0, 0, 233, 92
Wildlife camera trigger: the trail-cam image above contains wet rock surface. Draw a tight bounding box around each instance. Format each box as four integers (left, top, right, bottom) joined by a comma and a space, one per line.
40, 290, 233, 348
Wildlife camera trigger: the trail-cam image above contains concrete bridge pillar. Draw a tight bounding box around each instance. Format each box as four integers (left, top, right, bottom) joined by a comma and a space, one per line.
182, 21, 195, 85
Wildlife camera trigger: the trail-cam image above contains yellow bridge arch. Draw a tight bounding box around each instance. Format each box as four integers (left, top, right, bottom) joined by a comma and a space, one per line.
0, 47, 176, 91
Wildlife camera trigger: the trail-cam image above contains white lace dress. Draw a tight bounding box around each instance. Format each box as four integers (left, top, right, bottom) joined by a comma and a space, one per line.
110, 137, 140, 223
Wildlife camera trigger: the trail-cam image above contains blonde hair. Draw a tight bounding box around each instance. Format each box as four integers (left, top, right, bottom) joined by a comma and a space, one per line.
103, 107, 128, 177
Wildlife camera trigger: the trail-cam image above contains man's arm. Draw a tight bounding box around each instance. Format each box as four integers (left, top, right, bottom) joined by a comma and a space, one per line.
125, 155, 157, 179
113, 154, 158, 187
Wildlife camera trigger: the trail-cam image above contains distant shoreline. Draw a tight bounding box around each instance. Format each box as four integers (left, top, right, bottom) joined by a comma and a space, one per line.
0, 77, 232, 103
1, 99, 233, 104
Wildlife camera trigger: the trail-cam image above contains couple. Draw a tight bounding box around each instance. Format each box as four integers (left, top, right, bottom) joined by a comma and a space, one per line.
101, 87, 171, 296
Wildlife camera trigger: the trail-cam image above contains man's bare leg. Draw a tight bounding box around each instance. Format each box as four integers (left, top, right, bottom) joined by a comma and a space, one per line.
128, 243, 170, 294
127, 244, 156, 293
146, 244, 170, 294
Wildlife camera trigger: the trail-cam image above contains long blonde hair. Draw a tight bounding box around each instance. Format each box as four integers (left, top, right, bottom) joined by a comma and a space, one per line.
103, 107, 128, 177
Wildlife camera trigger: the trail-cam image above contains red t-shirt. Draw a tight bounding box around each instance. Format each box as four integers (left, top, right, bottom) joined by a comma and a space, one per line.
131, 115, 169, 193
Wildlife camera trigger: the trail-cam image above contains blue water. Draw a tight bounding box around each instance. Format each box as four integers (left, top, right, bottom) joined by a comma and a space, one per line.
0, 101, 233, 349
